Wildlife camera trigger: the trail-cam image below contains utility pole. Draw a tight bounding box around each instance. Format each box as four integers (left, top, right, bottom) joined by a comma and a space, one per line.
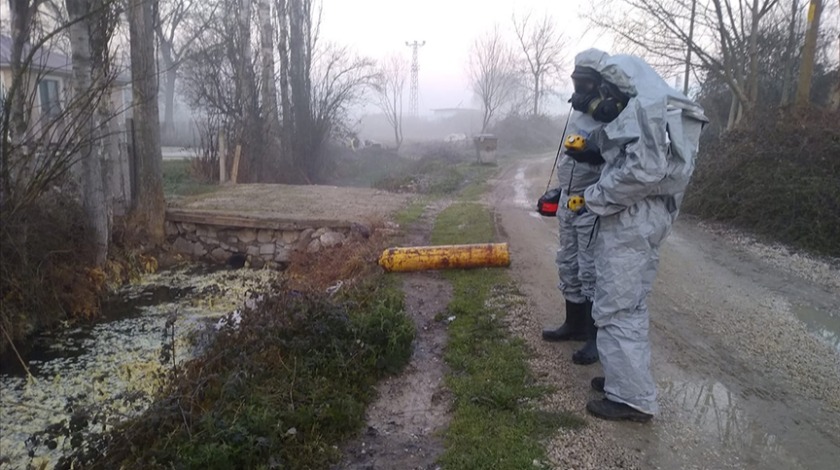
405, 40, 425, 117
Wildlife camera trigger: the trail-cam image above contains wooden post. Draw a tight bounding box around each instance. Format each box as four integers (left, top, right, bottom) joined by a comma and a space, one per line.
219, 131, 228, 183
231, 144, 242, 184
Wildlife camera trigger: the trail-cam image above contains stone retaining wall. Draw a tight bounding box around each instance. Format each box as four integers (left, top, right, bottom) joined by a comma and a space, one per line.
165, 221, 362, 269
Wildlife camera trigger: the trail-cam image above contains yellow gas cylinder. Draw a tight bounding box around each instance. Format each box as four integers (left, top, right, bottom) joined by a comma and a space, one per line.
378, 243, 511, 272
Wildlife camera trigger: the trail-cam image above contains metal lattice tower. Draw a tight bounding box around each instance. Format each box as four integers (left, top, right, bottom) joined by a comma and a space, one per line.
405, 40, 426, 117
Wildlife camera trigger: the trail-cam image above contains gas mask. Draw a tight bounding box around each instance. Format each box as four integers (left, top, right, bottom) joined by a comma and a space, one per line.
569, 66, 628, 123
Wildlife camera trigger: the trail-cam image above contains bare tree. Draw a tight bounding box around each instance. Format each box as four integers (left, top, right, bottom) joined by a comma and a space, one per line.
512, 11, 568, 115
128, 0, 165, 243
179, 0, 373, 182
588, 0, 780, 129
469, 26, 517, 133
795, 0, 824, 107
373, 54, 407, 150
155, 0, 218, 136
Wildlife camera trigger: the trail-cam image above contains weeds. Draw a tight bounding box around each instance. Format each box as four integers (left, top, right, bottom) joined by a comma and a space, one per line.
432, 203, 582, 469
87, 275, 414, 469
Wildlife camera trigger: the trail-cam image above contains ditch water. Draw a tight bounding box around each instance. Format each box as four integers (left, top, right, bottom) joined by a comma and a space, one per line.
0, 265, 281, 469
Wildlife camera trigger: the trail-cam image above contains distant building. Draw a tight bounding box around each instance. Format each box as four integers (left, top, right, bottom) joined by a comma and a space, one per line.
429, 107, 482, 121
0, 34, 133, 213
0, 34, 131, 140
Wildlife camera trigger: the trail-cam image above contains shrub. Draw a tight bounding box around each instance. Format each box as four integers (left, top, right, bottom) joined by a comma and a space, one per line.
0, 190, 99, 354
684, 110, 840, 257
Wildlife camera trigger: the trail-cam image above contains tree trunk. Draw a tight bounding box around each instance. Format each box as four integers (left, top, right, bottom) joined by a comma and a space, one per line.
532, 72, 540, 115
795, 0, 824, 107
288, 0, 313, 179
162, 54, 177, 136
66, 0, 109, 265
746, 0, 761, 106
780, 0, 800, 106
258, 0, 279, 131
276, 0, 293, 166
237, 0, 257, 181
726, 91, 739, 131
7, 0, 34, 145
128, 0, 166, 244
258, 0, 282, 177
830, 35, 840, 111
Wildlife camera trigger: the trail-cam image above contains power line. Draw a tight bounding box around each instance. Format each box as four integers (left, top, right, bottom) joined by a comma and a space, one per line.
405, 40, 425, 117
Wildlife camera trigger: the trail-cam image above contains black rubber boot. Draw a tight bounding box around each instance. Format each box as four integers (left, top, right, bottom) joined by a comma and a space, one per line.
586, 398, 653, 423
591, 376, 605, 393
572, 301, 599, 365
542, 300, 587, 342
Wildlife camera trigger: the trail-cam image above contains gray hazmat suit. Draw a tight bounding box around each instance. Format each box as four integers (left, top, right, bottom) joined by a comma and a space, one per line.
555, 49, 609, 304
584, 54, 708, 415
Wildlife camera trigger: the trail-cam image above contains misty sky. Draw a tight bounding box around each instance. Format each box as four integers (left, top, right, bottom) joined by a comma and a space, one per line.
320, 0, 615, 115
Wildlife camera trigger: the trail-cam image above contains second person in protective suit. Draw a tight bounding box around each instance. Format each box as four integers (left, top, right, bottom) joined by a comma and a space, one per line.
541, 49, 611, 366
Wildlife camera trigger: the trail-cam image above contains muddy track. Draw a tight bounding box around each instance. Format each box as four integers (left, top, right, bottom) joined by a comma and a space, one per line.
336, 200, 453, 470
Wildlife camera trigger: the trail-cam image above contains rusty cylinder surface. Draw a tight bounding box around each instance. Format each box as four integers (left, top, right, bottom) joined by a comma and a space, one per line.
378, 243, 511, 272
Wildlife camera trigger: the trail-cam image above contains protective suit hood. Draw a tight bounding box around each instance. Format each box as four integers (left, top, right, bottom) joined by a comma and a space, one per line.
598, 54, 707, 122
575, 48, 611, 71
585, 53, 709, 219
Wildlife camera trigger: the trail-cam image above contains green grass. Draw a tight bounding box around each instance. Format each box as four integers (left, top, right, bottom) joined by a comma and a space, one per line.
394, 197, 430, 227
432, 203, 584, 470
162, 159, 218, 197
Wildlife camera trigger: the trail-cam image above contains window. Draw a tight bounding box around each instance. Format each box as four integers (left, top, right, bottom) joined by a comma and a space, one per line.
38, 78, 61, 118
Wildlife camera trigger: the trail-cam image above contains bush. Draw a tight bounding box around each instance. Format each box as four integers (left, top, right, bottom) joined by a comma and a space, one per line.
0, 190, 100, 355
489, 114, 562, 153
684, 109, 840, 257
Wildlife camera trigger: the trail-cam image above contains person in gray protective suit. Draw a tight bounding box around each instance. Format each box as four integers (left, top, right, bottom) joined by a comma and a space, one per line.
541, 49, 610, 366
577, 52, 708, 422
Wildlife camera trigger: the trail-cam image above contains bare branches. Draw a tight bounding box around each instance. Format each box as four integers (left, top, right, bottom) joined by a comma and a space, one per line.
469, 26, 518, 133
587, 0, 786, 128
372, 54, 407, 149
512, 11, 568, 115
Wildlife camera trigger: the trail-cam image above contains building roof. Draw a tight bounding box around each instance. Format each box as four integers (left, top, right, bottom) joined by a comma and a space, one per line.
0, 35, 130, 84
0, 34, 73, 74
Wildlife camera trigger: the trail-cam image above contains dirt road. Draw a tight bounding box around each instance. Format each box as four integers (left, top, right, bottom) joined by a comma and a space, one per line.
490, 155, 840, 469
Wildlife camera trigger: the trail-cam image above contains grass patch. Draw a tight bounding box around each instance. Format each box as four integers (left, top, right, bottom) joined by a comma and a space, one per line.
88, 275, 414, 469
163, 159, 218, 197
394, 197, 430, 227
433, 203, 584, 470
431, 202, 496, 246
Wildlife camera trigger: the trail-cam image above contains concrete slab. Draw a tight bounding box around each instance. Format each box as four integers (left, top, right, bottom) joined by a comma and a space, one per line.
167, 183, 414, 229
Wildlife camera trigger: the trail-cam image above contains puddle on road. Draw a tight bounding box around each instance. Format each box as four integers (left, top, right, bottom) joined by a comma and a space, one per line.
658, 379, 793, 467
790, 304, 840, 353
513, 166, 532, 209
